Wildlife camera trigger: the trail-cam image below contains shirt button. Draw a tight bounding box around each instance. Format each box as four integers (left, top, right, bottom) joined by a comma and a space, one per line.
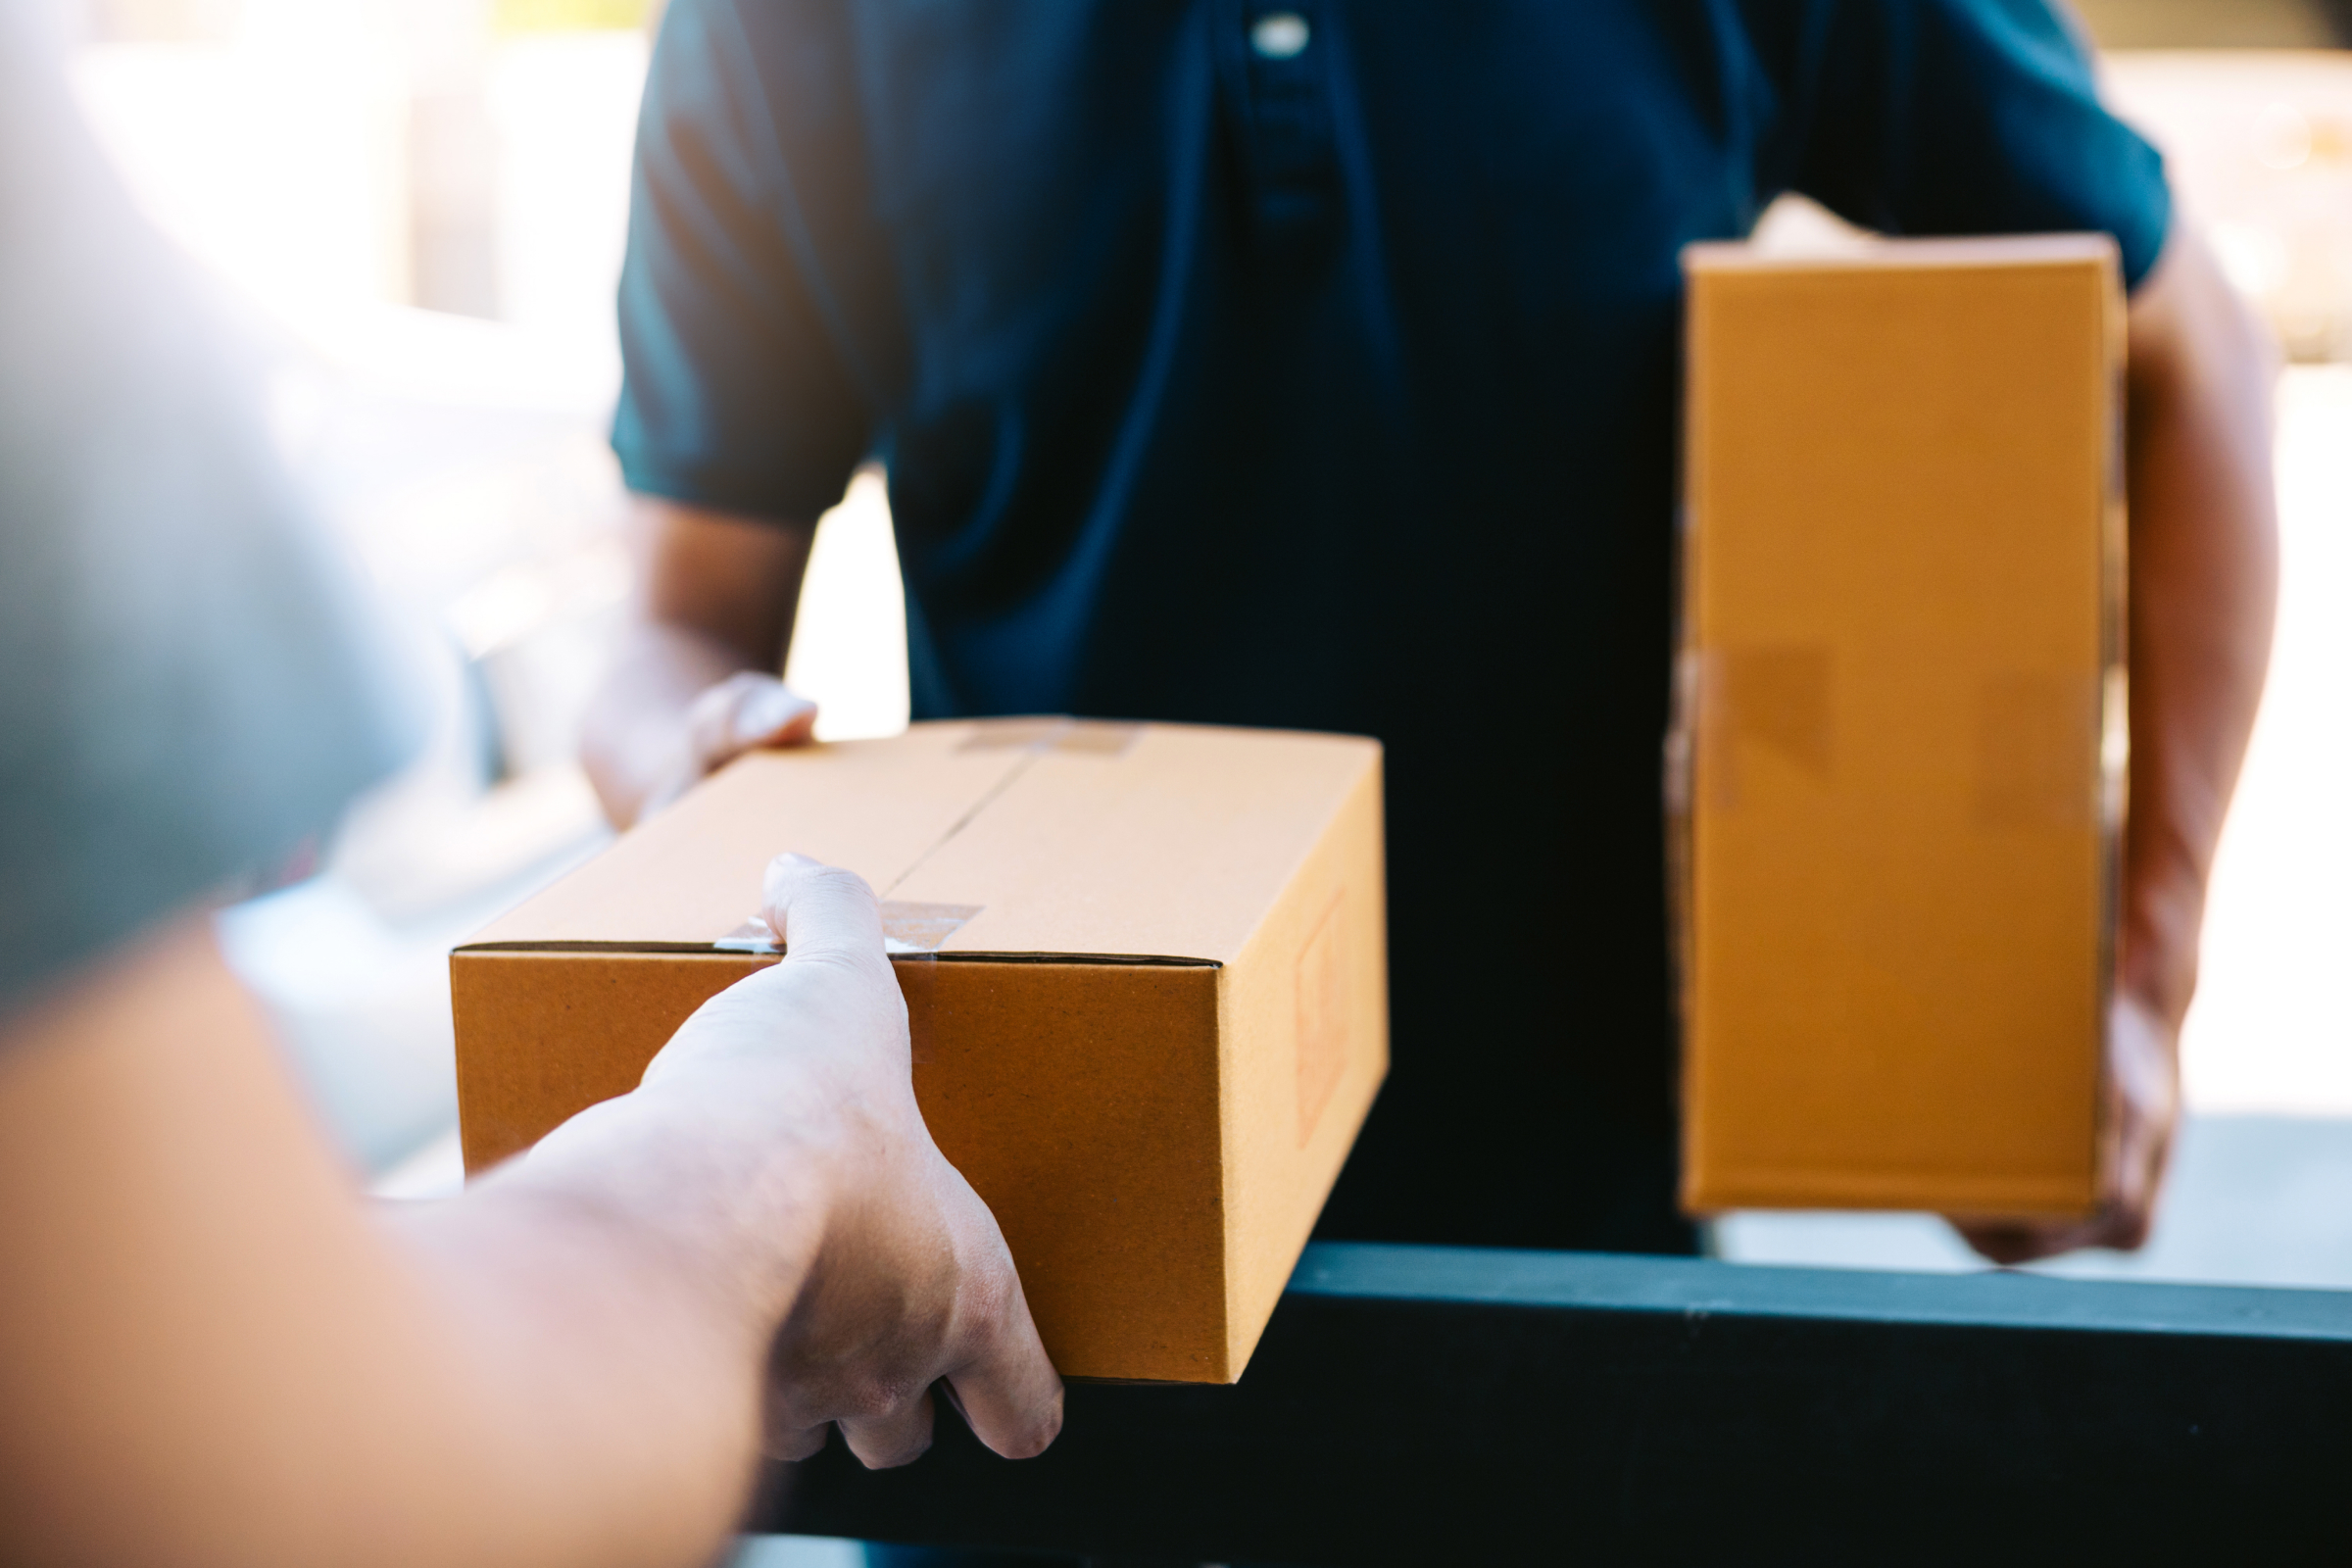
1250, 11, 1310, 59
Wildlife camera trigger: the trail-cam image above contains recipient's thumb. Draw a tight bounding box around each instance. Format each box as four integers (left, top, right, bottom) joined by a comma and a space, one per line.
760, 853, 888, 969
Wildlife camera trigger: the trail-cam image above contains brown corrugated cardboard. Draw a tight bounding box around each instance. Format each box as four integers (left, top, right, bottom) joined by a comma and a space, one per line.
1675, 235, 2125, 1218
453, 718, 1387, 1383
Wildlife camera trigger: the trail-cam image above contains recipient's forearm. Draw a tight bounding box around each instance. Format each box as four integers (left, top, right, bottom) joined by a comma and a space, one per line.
371, 1103, 847, 1568
366, 1191, 782, 1568
0, 921, 800, 1568
2123, 228, 2280, 1026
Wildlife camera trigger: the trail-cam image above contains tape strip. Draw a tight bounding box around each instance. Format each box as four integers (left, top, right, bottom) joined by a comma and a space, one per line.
714, 901, 984, 956
1695, 644, 1835, 810
1974, 671, 2099, 829
958, 717, 1143, 758
879, 901, 985, 952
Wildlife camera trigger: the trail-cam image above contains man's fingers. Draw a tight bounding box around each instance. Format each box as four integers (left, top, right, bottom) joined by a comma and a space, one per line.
1954, 1221, 2041, 1265
837, 1387, 937, 1470
731, 678, 818, 750
1952, 994, 2180, 1266
1954, 1190, 2152, 1263
1956, 1215, 2100, 1265
685, 673, 818, 775
760, 854, 889, 967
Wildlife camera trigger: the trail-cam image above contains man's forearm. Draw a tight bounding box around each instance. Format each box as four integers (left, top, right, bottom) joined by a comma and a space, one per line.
2122, 226, 2280, 1028
582, 498, 817, 828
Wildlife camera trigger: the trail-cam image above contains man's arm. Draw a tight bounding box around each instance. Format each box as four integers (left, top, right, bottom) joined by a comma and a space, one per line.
0, 858, 1059, 1568
583, 498, 825, 827
1959, 222, 2280, 1264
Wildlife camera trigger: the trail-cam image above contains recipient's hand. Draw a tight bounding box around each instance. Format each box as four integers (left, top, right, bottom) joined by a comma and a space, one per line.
1950, 990, 2180, 1265
535, 854, 1062, 1468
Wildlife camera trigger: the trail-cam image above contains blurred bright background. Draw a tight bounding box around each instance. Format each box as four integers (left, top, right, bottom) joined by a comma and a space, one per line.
57, 0, 2352, 1312
62, 0, 906, 1201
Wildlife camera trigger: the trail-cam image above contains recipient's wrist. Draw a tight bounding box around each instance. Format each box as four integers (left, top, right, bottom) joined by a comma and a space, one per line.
516, 1065, 848, 1328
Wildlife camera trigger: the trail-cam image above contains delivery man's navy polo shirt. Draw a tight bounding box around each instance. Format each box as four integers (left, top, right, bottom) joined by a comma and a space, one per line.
613, 0, 2170, 1255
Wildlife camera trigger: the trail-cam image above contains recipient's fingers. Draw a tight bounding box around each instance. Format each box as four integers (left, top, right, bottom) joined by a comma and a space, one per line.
760, 1420, 833, 1464
940, 1207, 1064, 1459
948, 1336, 1063, 1461
760, 853, 889, 968
837, 1386, 937, 1470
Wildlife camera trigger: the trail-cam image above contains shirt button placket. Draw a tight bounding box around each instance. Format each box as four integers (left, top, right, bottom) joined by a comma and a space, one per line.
1233, 4, 1338, 242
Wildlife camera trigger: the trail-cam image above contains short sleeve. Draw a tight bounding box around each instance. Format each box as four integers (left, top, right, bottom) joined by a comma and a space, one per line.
612, 0, 885, 523
1777, 0, 2173, 288
0, 19, 421, 1012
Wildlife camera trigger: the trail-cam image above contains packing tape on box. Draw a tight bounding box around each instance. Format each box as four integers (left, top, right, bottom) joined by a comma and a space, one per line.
1691, 644, 1835, 812
715, 902, 984, 956
1973, 671, 2102, 829
959, 717, 1142, 757
1683, 644, 2116, 829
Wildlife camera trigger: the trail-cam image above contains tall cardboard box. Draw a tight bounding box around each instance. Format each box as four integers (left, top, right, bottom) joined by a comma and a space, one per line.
1676, 236, 2125, 1218
453, 718, 1386, 1383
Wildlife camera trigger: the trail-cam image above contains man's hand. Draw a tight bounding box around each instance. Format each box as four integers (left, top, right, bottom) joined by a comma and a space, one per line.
541, 854, 1063, 1468
639, 669, 818, 816
1954, 992, 2180, 1264
582, 498, 823, 828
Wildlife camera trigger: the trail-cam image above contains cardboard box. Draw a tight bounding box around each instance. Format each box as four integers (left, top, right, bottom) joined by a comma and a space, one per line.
1674, 236, 2125, 1218
453, 717, 1386, 1383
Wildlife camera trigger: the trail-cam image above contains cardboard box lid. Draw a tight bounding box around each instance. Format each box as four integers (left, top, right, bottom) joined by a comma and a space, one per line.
462, 718, 1384, 965
1683, 231, 2120, 277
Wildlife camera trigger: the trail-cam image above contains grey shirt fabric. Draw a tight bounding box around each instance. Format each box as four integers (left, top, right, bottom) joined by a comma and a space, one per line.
0, 5, 420, 1012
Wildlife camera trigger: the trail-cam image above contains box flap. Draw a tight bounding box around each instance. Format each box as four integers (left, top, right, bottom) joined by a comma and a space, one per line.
463, 718, 1382, 966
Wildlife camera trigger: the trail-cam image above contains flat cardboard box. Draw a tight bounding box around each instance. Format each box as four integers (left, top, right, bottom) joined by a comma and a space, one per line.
1675, 235, 2125, 1218
453, 718, 1387, 1383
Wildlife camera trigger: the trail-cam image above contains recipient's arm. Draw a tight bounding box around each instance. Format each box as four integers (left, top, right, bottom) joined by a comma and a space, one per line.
1959, 223, 2279, 1263
0, 859, 1059, 1568
582, 497, 822, 828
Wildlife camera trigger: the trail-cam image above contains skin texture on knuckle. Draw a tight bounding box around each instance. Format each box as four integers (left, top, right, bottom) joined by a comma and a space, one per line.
956, 1263, 1013, 1339
849, 1373, 927, 1426
944, 1174, 1025, 1308
848, 1417, 935, 1470
938, 1242, 1023, 1368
